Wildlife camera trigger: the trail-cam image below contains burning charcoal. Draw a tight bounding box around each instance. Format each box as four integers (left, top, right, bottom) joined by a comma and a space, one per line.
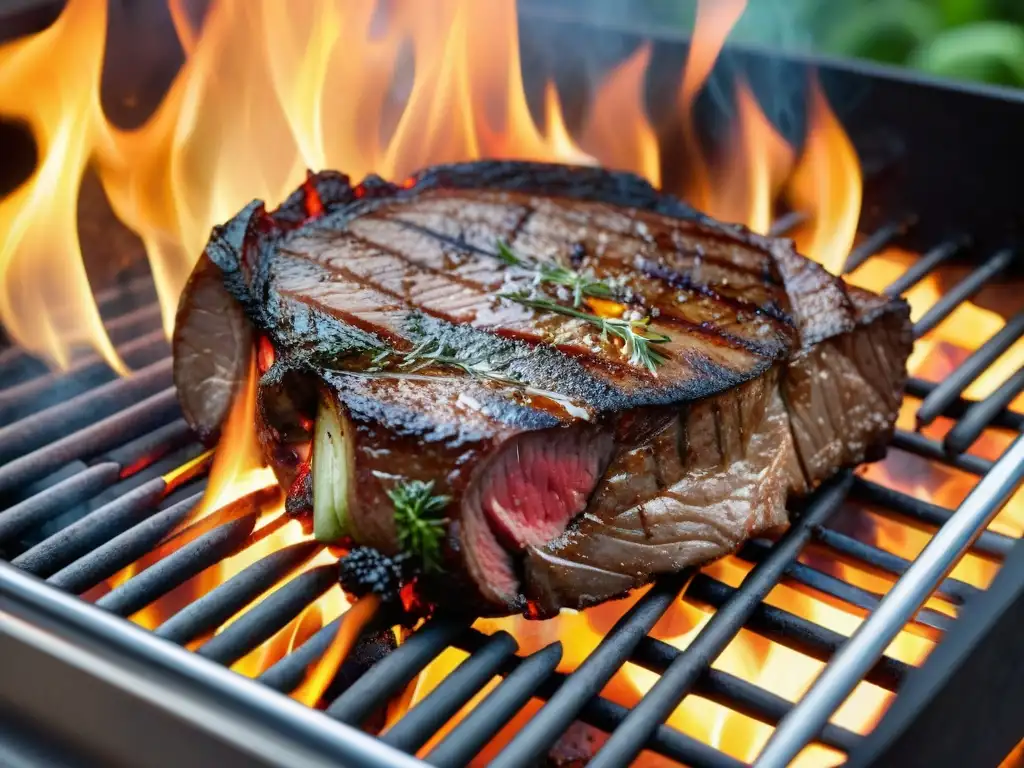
285, 463, 314, 533
338, 546, 412, 604
547, 721, 608, 767
322, 628, 398, 726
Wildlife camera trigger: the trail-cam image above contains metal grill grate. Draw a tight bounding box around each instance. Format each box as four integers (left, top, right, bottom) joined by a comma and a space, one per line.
0, 214, 1021, 768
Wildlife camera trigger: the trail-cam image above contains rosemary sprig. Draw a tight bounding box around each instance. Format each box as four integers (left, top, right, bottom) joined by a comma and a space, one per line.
376, 475, 450, 574
500, 292, 671, 372
496, 241, 616, 307
401, 337, 521, 383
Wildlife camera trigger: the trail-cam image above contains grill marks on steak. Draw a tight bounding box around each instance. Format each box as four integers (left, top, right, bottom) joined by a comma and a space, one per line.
182, 161, 911, 616
277, 202, 785, 400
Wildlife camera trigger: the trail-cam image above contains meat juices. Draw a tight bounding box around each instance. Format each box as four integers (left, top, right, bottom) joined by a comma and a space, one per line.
174, 161, 913, 617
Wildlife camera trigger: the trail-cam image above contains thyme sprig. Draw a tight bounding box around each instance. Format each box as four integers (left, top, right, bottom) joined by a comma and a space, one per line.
496, 241, 617, 307
500, 292, 671, 372
375, 475, 450, 574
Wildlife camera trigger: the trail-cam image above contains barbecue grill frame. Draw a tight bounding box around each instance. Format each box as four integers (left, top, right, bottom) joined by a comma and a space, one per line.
1, 7, 1023, 768
0, 561, 415, 768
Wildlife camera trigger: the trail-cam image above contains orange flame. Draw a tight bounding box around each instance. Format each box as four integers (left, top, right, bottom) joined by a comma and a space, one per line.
678, 0, 748, 214
788, 75, 864, 273
674, 1, 796, 236
0, 0, 125, 372
581, 43, 661, 187
293, 594, 380, 708
714, 78, 795, 235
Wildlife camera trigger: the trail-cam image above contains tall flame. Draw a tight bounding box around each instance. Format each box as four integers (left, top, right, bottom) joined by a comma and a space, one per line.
714, 78, 795, 235
580, 43, 661, 187
0, 0, 125, 372
677, 0, 748, 214
787, 75, 864, 273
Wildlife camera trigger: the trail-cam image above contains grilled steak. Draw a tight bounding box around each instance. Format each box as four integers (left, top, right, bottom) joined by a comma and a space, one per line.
174, 161, 912, 617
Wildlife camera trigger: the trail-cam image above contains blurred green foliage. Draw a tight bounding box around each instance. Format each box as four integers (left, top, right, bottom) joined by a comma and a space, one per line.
562, 0, 1024, 88
792, 0, 1024, 87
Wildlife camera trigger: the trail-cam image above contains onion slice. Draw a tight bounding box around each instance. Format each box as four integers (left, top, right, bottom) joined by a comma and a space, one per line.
312, 392, 354, 542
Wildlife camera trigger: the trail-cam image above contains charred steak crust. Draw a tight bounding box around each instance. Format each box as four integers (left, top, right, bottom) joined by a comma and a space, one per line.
179, 161, 912, 617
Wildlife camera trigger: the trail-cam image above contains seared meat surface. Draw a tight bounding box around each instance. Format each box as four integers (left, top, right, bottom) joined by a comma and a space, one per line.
174, 161, 912, 617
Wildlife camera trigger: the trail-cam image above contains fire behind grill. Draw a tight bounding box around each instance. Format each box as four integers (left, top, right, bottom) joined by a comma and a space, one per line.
2, 17, 1024, 768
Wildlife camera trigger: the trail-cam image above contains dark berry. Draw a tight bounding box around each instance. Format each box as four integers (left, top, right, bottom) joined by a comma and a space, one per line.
338, 547, 412, 603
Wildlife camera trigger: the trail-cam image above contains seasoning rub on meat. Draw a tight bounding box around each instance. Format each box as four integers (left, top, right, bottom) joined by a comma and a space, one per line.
173, 161, 912, 618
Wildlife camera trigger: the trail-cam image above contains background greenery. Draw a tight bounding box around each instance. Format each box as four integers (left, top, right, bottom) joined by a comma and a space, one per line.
604, 0, 1024, 89
789, 0, 1024, 88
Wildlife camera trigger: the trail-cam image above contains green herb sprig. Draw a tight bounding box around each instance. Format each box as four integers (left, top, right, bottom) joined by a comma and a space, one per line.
500, 292, 671, 372
399, 337, 524, 387
496, 241, 617, 308
375, 475, 450, 574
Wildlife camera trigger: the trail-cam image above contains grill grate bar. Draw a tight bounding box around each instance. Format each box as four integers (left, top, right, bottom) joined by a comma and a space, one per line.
568, 690, 745, 768
99, 302, 165, 342
46, 491, 203, 594
767, 210, 807, 237
489, 572, 690, 768
585, 475, 850, 768
842, 218, 914, 274
91, 275, 160, 315
686, 574, 910, 691
258, 616, 346, 692
851, 476, 1014, 559
458, 639, 750, 768
0, 462, 120, 546
0, 297, 160, 389
756, 435, 1024, 766
12, 477, 167, 577
631, 637, 861, 752
0, 213, 1021, 767
905, 377, 1024, 431
912, 248, 1017, 337
96, 511, 260, 617
890, 429, 993, 475
810, 526, 979, 605
0, 358, 173, 464
737, 539, 952, 633
0, 333, 169, 420
0, 387, 180, 496
883, 237, 967, 298
424, 642, 563, 767
916, 311, 1024, 427
328, 617, 471, 726
155, 540, 322, 646
197, 563, 338, 666
97, 418, 194, 472
95, 442, 206, 501
944, 368, 1024, 454
381, 631, 519, 754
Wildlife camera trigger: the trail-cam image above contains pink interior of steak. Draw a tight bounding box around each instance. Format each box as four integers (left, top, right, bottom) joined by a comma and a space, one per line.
462, 426, 615, 605
481, 429, 614, 549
